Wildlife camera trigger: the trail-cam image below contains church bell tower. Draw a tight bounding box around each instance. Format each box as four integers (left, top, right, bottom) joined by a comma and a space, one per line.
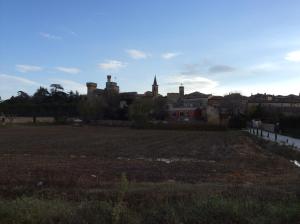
152, 75, 158, 97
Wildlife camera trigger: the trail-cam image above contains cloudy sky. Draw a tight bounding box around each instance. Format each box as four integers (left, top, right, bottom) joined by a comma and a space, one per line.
1, 0, 300, 99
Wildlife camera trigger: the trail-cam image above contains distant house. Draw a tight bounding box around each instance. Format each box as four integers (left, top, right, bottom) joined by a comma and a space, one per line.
208, 96, 223, 108
84, 75, 300, 123
206, 96, 223, 125
220, 93, 248, 115
167, 85, 211, 121
248, 93, 300, 115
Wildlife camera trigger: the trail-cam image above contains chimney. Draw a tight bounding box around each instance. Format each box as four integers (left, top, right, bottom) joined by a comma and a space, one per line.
107, 75, 111, 82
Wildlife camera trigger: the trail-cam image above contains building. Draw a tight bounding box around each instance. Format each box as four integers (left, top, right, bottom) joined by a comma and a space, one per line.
87, 75, 160, 98
208, 96, 223, 108
248, 93, 300, 115
167, 85, 211, 121
248, 93, 300, 108
86, 75, 299, 123
86, 75, 120, 98
105, 75, 119, 93
152, 75, 159, 97
86, 75, 162, 109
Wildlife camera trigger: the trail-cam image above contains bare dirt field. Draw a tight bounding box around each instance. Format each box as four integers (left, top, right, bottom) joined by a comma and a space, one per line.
0, 125, 299, 189
1, 125, 300, 223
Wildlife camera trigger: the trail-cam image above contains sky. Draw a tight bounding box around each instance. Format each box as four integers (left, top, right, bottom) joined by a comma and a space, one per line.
1, 0, 300, 99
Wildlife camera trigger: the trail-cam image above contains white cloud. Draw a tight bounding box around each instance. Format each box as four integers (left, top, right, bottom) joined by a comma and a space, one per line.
163, 74, 218, 95
98, 60, 127, 70
39, 32, 62, 40
126, 49, 149, 59
250, 62, 280, 71
0, 74, 39, 86
285, 51, 300, 62
55, 67, 81, 74
0, 74, 40, 99
161, 52, 181, 60
49, 79, 86, 94
16, 64, 43, 73
211, 76, 300, 96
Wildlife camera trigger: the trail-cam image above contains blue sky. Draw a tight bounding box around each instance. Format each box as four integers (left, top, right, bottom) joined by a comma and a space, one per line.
1, 0, 300, 99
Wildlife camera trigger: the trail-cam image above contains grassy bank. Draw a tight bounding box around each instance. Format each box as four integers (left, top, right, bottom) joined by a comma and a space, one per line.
0, 194, 299, 224
0, 179, 299, 224
248, 133, 300, 162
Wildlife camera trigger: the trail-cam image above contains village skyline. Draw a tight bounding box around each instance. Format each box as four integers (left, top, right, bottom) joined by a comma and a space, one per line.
1, 73, 300, 101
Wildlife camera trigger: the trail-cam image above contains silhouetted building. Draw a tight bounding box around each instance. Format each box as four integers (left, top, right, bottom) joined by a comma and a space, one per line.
86, 75, 120, 98
105, 75, 119, 93
179, 85, 184, 98
167, 85, 211, 121
248, 93, 300, 115
152, 76, 159, 97
86, 82, 97, 96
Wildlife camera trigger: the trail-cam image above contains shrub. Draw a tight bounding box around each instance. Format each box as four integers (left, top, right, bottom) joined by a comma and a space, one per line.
0, 197, 72, 224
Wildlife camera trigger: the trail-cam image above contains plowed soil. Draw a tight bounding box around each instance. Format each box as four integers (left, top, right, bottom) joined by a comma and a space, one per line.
0, 125, 299, 189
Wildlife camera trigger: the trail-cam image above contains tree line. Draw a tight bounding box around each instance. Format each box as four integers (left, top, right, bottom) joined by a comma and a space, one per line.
0, 84, 81, 121
247, 103, 300, 138
0, 84, 168, 124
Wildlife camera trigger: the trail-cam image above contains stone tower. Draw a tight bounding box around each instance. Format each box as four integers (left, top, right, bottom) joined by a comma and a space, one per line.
86, 82, 97, 97
107, 75, 112, 82
179, 84, 184, 98
105, 75, 119, 93
152, 75, 158, 97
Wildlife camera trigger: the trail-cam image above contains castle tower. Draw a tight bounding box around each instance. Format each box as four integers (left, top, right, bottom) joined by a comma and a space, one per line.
152, 75, 158, 97
179, 84, 184, 98
86, 82, 97, 96
106, 75, 119, 93
107, 75, 112, 82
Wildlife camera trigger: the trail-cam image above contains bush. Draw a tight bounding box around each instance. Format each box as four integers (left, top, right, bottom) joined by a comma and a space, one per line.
0, 197, 72, 224
70, 201, 113, 224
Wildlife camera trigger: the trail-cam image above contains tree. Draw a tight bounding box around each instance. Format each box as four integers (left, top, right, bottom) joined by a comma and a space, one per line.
17, 91, 30, 100
49, 84, 67, 104
221, 93, 247, 128
129, 98, 154, 127
78, 96, 107, 121
152, 96, 168, 120
103, 92, 121, 119
0, 84, 83, 118
50, 84, 64, 94
33, 87, 50, 102
34, 87, 49, 97
221, 93, 246, 115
